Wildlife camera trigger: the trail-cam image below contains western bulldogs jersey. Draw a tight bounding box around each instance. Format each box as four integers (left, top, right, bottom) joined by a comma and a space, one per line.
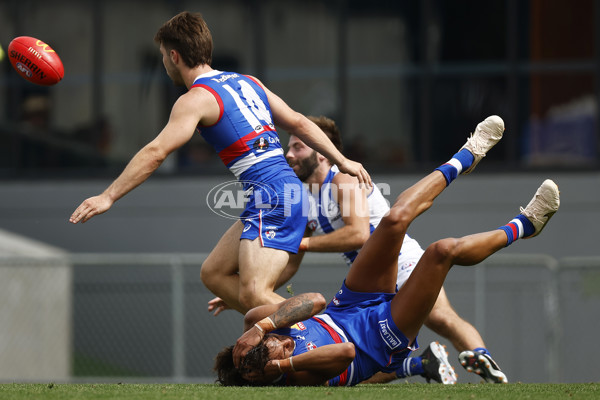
306, 165, 424, 271
272, 315, 356, 386
192, 70, 307, 253
191, 70, 297, 183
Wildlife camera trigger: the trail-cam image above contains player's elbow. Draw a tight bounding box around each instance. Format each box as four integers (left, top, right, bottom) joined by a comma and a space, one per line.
286, 113, 311, 135
143, 142, 169, 167
352, 228, 370, 247
311, 292, 328, 312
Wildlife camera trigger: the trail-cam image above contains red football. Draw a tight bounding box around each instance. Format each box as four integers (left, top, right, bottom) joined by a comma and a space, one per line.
8, 36, 64, 86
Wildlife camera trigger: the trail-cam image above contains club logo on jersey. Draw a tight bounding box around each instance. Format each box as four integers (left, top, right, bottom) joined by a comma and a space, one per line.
307, 219, 318, 231
206, 180, 279, 220
378, 319, 402, 350
306, 342, 317, 351
253, 137, 269, 152
332, 297, 340, 306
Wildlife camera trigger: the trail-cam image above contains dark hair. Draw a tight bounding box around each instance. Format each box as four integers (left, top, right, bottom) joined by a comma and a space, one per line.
307, 115, 343, 151
214, 341, 271, 386
154, 11, 213, 67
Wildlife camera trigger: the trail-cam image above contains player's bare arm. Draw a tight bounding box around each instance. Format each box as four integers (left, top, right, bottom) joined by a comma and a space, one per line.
301, 172, 370, 252
233, 293, 327, 368
251, 76, 371, 187
69, 90, 212, 224
271, 343, 356, 386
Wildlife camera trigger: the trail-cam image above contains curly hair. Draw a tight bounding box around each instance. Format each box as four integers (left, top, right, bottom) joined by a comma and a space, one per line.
154, 11, 213, 68
214, 340, 271, 386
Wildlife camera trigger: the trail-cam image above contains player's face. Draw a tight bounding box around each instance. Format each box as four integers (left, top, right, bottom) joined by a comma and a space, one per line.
160, 44, 185, 86
286, 135, 319, 182
264, 334, 288, 360
240, 334, 290, 384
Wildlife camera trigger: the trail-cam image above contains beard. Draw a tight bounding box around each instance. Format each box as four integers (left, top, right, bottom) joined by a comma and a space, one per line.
289, 151, 319, 182
164, 62, 185, 86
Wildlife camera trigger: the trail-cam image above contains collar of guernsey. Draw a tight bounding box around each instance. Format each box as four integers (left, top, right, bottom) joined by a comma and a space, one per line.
190, 70, 285, 179
313, 314, 355, 386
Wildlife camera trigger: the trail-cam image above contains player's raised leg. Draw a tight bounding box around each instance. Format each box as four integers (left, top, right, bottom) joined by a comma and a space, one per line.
391, 179, 560, 346
457, 179, 560, 383
345, 115, 505, 294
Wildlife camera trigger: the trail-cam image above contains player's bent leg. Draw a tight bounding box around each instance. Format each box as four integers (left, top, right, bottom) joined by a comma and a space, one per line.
200, 220, 246, 313
345, 171, 448, 293
238, 238, 290, 311
424, 287, 486, 352
391, 230, 509, 341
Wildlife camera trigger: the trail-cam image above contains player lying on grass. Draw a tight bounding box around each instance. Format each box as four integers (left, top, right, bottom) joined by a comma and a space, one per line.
213, 116, 560, 386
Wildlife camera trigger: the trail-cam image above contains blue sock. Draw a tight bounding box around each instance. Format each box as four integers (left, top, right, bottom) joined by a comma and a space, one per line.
435, 149, 475, 186
498, 214, 535, 246
395, 357, 424, 378
474, 347, 490, 357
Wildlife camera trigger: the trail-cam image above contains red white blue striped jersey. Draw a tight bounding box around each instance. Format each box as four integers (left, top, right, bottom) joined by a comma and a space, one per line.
272, 315, 355, 386
191, 70, 296, 183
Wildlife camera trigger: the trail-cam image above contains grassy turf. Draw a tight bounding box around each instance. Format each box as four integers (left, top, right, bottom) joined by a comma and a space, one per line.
0, 383, 598, 400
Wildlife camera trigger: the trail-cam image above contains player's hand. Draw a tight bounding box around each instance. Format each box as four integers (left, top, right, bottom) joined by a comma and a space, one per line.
207, 297, 230, 316
233, 324, 264, 368
337, 158, 372, 188
69, 194, 113, 224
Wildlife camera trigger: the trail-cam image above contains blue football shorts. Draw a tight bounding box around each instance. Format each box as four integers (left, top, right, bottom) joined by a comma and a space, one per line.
239, 176, 308, 254
323, 281, 418, 384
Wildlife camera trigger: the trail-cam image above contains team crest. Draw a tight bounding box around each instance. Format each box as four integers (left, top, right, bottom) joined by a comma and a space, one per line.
306, 342, 317, 351
253, 137, 269, 152
307, 219, 318, 231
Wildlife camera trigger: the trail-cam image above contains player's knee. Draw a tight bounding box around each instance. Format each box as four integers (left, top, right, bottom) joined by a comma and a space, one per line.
238, 287, 269, 310
427, 238, 460, 263
200, 260, 218, 288
426, 307, 458, 336
382, 204, 411, 234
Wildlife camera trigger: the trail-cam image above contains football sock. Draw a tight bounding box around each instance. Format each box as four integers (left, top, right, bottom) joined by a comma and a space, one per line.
474, 347, 491, 357
498, 214, 535, 246
435, 149, 475, 186
395, 357, 424, 378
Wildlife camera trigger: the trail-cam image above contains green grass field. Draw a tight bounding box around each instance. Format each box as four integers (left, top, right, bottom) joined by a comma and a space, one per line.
1, 383, 599, 400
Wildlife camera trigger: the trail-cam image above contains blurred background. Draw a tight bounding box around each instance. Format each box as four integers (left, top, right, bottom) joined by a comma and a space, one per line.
1, 0, 599, 385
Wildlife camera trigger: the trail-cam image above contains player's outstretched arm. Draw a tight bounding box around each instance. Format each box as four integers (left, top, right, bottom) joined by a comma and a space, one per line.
69, 92, 204, 224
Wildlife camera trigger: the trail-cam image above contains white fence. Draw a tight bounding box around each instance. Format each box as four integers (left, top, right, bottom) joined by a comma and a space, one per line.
0, 252, 598, 383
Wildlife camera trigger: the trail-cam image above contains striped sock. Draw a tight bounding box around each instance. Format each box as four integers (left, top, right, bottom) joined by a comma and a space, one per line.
395, 357, 424, 378
498, 214, 535, 246
435, 149, 475, 186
